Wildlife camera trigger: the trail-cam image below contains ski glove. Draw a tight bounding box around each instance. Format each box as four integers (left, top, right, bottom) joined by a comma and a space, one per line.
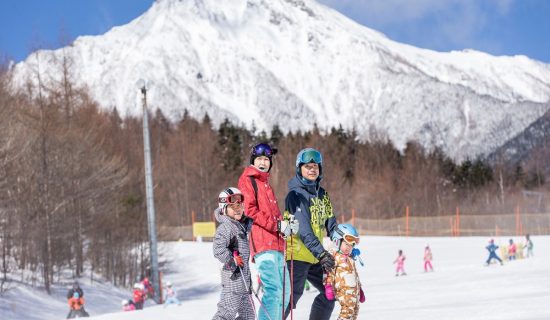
318, 250, 336, 272
288, 214, 299, 235
351, 248, 361, 259
233, 251, 244, 267
278, 220, 292, 239
324, 284, 335, 301
359, 287, 365, 303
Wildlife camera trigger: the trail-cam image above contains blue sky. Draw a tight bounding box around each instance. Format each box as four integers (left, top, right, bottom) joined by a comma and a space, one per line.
1, 0, 549, 63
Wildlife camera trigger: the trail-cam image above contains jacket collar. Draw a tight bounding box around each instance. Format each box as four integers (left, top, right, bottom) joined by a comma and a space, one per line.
288, 174, 319, 196
243, 165, 269, 182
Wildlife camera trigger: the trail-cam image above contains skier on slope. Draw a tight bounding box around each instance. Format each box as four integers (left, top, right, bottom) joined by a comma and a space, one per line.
238, 142, 298, 320
393, 249, 407, 276
485, 239, 503, 266
524, 234, 534, 258
132, 283, 146, 310
424, 245, 434, 272
66, 282, 89, 318
163, 281, 181, 307
66, 292, 89, 318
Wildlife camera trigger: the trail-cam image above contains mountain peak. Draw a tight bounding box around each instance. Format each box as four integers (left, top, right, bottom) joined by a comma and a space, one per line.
11, 0, 550, 160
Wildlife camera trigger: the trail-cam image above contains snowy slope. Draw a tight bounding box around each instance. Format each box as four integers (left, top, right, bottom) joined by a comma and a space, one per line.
11, 0, 550, 160
2, 236, 549, 320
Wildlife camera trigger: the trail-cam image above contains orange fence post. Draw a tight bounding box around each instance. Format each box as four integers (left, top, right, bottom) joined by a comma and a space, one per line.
405, 206, 409, 237
495, 225, 500, 237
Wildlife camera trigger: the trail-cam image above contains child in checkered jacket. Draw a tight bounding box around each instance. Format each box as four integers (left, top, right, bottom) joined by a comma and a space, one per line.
212, 187, 254, 320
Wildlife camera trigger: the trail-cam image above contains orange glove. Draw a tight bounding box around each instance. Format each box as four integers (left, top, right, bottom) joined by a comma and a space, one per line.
233, 251, 244, 267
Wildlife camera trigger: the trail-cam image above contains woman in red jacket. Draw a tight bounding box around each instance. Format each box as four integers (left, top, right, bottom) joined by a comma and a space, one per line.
238, 143, 298, 320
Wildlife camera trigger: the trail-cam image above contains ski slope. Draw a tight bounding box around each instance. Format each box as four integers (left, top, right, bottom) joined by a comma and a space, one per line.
2, 236, 549, 320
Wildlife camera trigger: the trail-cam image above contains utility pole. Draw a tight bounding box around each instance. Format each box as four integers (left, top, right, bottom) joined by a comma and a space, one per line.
137, 79, 160, 303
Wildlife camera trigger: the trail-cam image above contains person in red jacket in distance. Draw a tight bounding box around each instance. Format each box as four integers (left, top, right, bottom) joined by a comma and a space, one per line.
238, 143, 298, 320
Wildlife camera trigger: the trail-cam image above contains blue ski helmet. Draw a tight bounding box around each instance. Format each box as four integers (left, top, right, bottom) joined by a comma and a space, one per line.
331, 224, 360, 246
295, 148, 323, 176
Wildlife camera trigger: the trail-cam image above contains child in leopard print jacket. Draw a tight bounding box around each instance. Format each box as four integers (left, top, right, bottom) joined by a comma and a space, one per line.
323, 224, 365, 320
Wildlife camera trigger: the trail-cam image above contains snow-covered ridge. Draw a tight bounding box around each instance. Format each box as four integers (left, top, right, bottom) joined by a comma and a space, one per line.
11, 0, 550, 160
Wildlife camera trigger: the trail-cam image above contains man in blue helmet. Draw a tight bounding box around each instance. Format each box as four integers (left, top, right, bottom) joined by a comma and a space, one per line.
283, 148, 338, 320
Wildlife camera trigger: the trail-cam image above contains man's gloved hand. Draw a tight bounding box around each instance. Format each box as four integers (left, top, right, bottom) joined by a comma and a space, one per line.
278, 220, 292, 239
324, 284, 335, 301
318, 250, 335, 272
288, 215, 299, 235
351, 248, 361, 259
233, 251, 244, 267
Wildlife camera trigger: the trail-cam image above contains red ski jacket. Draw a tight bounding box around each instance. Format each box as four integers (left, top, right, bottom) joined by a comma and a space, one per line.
238, 166, 285, 259
133, 289, 145, 303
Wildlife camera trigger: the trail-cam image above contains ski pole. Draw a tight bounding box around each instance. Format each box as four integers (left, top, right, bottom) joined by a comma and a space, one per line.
357, 255, 364, 267
249, 283, 274, 320
233, 251, 257, 317
234, 251, 275, 320
289, 234, 294, 320
281, 228, 288, 320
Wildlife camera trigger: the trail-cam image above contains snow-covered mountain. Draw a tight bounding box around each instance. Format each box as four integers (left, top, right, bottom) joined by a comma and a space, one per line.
11, 0, 550, 160
487, 108, 550, 174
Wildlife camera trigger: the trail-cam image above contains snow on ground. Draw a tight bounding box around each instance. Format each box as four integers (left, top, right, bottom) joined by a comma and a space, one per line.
1, 236, 550, 320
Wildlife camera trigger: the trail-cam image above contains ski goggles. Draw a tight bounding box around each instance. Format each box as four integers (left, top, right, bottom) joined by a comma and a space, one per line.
219, 193, 244, 205
343, 234, 360, 246
252, 143, 277, 157
298, 149, 322, 165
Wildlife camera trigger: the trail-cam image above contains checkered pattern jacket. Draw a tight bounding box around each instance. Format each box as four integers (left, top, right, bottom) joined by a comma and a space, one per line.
213, 208, 252, 293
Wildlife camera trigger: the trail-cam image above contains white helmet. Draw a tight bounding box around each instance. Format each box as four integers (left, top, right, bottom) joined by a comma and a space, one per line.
165, 281, 172, 287
133, 283, 141, 289
218, 187, 244, 214
122, 299, 129, 306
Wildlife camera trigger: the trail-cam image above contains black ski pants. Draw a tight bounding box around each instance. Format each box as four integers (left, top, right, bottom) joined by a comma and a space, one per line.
284, 260, 335, 320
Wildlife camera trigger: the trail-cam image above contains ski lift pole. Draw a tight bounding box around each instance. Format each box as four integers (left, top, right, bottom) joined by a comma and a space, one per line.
138, 79, 161, 303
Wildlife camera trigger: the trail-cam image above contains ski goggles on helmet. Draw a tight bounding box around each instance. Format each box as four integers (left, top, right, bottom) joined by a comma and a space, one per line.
343, 234, 360, 246
252, 143, 277, 157
219, 193, 244, 205
299, 149, 322, 165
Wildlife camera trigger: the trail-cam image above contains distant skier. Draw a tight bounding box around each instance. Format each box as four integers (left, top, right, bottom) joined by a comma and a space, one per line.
67, 292, 89, 318
141, 277, 154, 299
394, 249, 407, 276
132, 283, 146, 310
424, 245, 433, 272
524, 234, 534, 258
163, 281, 181, 307
485, 239, 503, 266
212, 187, 255, 320
122, 299, 135, 312
507, 239, 517, 261
323, 224, 365, 320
